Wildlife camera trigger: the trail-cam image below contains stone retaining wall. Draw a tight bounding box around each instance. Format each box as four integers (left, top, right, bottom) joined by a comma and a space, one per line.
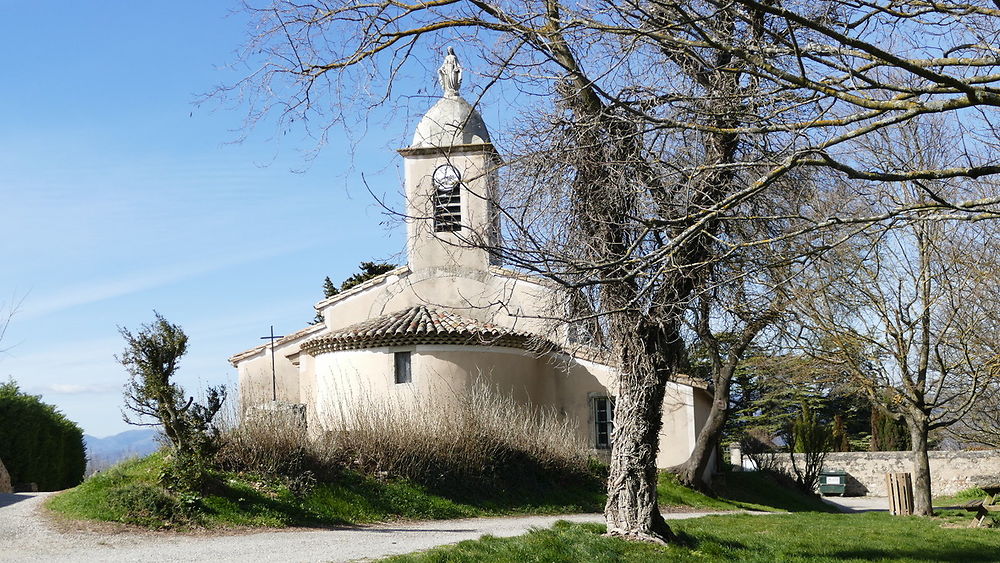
731, 444, 1000, 496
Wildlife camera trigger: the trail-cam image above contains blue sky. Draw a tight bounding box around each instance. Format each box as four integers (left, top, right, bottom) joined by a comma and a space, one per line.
0, 1, 436, 436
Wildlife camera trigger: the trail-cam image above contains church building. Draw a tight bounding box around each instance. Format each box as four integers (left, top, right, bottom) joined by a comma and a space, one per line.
230, 50, 712, 469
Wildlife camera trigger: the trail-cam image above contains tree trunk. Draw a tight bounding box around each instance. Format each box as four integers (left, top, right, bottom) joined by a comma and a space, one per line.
605, 354, 675, 542
675, 358, 737, 490
604, 317, 678, 543
673, 398, 726, 490
908, 418, 933, 516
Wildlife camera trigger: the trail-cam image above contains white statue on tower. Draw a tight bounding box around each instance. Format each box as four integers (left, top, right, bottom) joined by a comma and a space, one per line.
438, 47, 463, 97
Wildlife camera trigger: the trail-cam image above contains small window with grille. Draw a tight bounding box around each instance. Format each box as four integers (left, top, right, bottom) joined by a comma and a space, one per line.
594, 396, 615, 449
432, 164, 462, 232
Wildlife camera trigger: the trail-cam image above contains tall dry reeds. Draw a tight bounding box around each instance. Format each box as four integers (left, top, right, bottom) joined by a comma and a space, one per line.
215, 381, 596, 495
329, 383, 592, 491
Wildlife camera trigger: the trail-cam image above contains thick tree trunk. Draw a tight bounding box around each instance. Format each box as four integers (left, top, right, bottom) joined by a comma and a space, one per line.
603, 315, 681, 543
605, 336, 676, 543
908, 418, 933, 516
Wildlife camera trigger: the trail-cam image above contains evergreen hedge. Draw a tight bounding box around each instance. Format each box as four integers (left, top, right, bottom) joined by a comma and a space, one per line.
0, 381, 86, 490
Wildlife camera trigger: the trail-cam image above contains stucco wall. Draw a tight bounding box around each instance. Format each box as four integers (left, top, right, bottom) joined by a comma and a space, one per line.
305, 344, 702, 468
236, 325, 324, 412
654, 383, 713, 470
658, 384, 695, 468
316, 267, 560, 342
750, 450, 1000, 496
310, 345, 549, 429
551, 355, 613, 450
238, 350, 301, 407
403, 148, 496, 273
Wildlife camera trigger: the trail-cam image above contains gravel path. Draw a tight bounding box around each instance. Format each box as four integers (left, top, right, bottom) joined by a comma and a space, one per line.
0, 492, 757, 562
820, 495, 890, 513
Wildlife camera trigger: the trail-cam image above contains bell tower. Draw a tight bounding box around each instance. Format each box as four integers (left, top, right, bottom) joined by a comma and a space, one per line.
398, 48, 500, 273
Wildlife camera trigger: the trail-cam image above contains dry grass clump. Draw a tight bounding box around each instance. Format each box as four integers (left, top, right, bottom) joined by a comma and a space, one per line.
215, 383, 597, 496
214, 403, 334, 494
330, 384, 593, 493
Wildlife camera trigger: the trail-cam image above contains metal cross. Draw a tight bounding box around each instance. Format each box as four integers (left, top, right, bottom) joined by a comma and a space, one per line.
259, 325, 285, 401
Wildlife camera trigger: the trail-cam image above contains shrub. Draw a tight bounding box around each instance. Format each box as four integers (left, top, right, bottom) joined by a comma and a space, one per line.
785, 403, 832, 493
0, 381, 85, 490
740, 427, 781, 473
954, 487, 989, 501
104, 482, 187, 527
117, 312, 226, 493
215, 411, 329, 496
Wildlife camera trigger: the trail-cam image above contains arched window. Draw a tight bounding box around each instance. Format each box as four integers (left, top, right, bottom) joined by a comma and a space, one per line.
432, 164, 462, 232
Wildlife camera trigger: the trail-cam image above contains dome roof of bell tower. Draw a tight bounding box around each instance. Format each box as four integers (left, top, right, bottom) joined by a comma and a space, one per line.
409, 47, 491, 149
411, 96, 491, 148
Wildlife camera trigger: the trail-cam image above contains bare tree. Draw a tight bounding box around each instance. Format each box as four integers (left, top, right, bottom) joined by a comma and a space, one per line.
220, 0, 1000, 541
951, 380, 1000, 448
793, 121, 1000, 514
670, 242, 788, 489
0, 295, 24, 357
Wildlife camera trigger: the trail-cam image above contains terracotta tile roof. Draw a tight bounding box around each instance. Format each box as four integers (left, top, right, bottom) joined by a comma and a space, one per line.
301, 305, 554, 355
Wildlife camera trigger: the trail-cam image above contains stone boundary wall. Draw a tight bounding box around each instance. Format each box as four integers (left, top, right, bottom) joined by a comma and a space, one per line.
730, 444, 1000, 496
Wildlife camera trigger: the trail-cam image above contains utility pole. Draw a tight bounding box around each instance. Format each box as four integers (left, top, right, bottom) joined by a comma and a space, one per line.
259, 325, 285, 402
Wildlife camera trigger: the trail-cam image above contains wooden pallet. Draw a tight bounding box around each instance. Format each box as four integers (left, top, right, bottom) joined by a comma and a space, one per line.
886, 472, 913, 516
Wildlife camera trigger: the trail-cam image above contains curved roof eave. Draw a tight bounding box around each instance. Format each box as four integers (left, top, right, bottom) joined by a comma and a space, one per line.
301, 304, 556, 356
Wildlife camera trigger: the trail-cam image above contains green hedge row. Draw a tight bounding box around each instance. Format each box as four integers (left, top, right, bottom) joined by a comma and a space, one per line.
0, 381, 85, 491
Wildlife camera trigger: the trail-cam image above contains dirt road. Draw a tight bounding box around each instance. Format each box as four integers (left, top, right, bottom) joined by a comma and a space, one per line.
0, 492, 746, 562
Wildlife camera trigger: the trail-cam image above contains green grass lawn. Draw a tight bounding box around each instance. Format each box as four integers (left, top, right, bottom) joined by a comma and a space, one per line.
384, 513, 1000, 562
658, 471, 835, 513
48, 451, 829, 531
931, 487, 998, 527
46, 452, 605, 529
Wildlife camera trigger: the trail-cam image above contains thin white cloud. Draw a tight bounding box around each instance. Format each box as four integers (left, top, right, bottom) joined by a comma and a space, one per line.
39, 383, 118, 395
19, 243, 313, 321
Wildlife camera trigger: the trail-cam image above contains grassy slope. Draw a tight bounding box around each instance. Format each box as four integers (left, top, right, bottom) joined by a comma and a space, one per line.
49, 450, 829, 530
47, 453, 604, 529
658, 471, 836, 513
385, 513, 1000, 562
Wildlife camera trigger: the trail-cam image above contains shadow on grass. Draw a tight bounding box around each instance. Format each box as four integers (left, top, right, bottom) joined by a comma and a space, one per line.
712, 471, 838, 513
184, 467, 606, 530
673, 529, 750, 553
829, 548, 1000, 562
201, 478, 341, 527
431, 476, 605, 515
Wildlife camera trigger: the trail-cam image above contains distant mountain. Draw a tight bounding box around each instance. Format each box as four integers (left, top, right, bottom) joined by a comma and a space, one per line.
84, 429, 160, 473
